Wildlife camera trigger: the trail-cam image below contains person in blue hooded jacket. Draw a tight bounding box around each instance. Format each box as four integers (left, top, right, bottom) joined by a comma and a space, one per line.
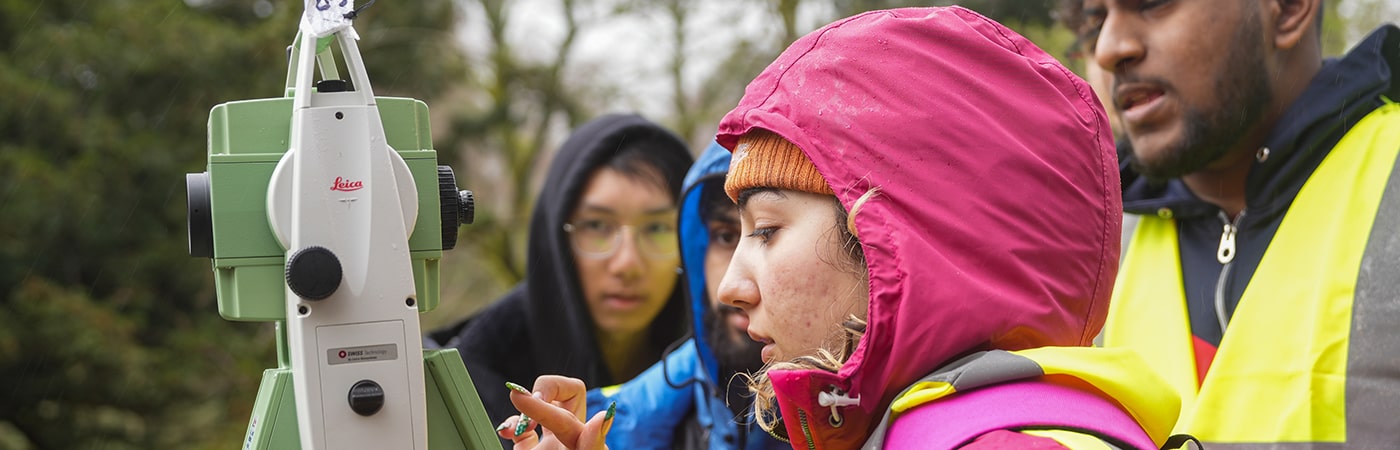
581, 142, 785, 450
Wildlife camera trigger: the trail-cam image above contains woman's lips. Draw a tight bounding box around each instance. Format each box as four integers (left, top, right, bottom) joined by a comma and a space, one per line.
602, 294, 643, 309
748, 330, 775, 362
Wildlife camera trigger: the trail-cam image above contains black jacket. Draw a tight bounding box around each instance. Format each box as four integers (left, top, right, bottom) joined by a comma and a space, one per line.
1120, 25, 1400, 345
433, 113, 694, 430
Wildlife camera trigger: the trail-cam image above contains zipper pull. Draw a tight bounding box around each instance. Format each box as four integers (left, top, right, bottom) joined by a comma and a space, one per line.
1217, 219, 1238, 264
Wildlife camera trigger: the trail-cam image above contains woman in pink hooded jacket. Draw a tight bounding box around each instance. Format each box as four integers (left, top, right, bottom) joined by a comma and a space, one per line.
499, 7, 1185, 449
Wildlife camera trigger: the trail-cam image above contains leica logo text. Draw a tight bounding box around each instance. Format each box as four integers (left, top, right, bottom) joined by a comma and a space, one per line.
331, 177, 364, 192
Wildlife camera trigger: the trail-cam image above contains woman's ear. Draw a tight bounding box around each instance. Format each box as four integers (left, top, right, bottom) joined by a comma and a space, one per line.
1271, 0, 1322, 50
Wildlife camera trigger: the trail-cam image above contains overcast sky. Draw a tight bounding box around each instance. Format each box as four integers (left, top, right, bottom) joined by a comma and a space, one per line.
451, 0, 852, 118
449, 0, 1400, 120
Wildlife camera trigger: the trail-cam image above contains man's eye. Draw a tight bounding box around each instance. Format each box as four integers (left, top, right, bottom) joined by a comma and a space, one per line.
1141, 0, 1171, 11
1078, 26, 1101, 55
709, 226, 740, 248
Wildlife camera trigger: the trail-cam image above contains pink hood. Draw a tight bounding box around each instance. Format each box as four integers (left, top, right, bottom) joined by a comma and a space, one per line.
716, 7, 1120, 449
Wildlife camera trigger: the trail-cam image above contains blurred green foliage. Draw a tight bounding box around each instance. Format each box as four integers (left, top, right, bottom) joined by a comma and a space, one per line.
0, 0, 463, 448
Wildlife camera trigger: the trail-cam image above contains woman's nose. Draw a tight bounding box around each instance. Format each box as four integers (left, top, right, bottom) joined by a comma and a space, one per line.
605, 228, 644, 279
716, 251, 758, 310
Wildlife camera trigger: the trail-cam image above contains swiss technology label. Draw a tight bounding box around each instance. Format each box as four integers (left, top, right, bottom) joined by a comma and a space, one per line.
328, 343, 399, 365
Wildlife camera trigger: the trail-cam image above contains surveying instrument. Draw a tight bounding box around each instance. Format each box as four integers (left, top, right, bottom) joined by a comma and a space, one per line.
185, 2, 501, 448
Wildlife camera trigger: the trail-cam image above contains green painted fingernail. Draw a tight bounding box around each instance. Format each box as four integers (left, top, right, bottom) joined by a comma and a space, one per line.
605, 401, 616, 421
514, 414, 532, 436
505, 381, 530, 395
495, 421, 510, 432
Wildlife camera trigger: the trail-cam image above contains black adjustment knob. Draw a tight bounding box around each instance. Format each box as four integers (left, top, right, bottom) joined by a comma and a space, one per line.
285, 246, 342, 300
458, 190, 475, 226
316, 79, 350, 92
437, 166, 460, 251
438, 166, 478, 251
186, 172, 214, 258
347, 380, 385, 416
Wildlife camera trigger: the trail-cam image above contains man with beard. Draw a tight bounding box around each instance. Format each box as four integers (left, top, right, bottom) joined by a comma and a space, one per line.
583, 142, 784, 450
1075, 0, 1400, 446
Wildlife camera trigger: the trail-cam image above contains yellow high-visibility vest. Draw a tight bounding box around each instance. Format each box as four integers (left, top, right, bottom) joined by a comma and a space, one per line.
1106, 100, 1400, 448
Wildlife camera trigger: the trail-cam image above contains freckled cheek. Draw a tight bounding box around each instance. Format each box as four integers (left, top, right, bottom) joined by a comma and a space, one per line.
769, 269, 832, 342
764, 269, 806, 313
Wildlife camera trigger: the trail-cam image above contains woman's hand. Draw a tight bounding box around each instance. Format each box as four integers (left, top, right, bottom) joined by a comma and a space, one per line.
495, 376, 613, 450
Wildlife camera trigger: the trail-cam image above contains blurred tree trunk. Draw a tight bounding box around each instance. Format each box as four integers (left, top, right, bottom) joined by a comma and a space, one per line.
428, 0, 594, 327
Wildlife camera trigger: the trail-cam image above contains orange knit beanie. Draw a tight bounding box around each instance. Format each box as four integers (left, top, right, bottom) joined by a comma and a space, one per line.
724, 130, 834, 202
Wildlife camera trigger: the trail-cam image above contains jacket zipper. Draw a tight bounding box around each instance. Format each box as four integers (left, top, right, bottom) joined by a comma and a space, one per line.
795, 410, 817, 450
762, 415, 791, 445
1213, 210, 1245, 333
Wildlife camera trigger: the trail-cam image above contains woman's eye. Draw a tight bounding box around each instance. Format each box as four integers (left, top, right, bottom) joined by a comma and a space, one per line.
747, 227, 777, 244
577, 219, 614, 235
642, 221, 675, 235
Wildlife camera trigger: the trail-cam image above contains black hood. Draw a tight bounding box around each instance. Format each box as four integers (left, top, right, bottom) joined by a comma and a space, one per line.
1122, 24, 1400, 220
521, 113, 694, 386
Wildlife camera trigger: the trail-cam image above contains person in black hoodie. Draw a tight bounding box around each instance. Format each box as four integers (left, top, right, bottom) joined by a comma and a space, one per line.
431, 113, 693, 442
1076, 0, 1400, 446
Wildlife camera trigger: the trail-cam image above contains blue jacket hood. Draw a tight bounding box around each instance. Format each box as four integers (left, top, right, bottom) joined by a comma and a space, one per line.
680, 141, 733, 383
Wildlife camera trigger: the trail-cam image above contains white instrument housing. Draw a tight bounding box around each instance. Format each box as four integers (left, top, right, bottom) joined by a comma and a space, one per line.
266, 29, 427, 450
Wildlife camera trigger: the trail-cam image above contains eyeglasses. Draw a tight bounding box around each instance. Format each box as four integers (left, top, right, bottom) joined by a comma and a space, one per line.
563, 218, 679, 259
